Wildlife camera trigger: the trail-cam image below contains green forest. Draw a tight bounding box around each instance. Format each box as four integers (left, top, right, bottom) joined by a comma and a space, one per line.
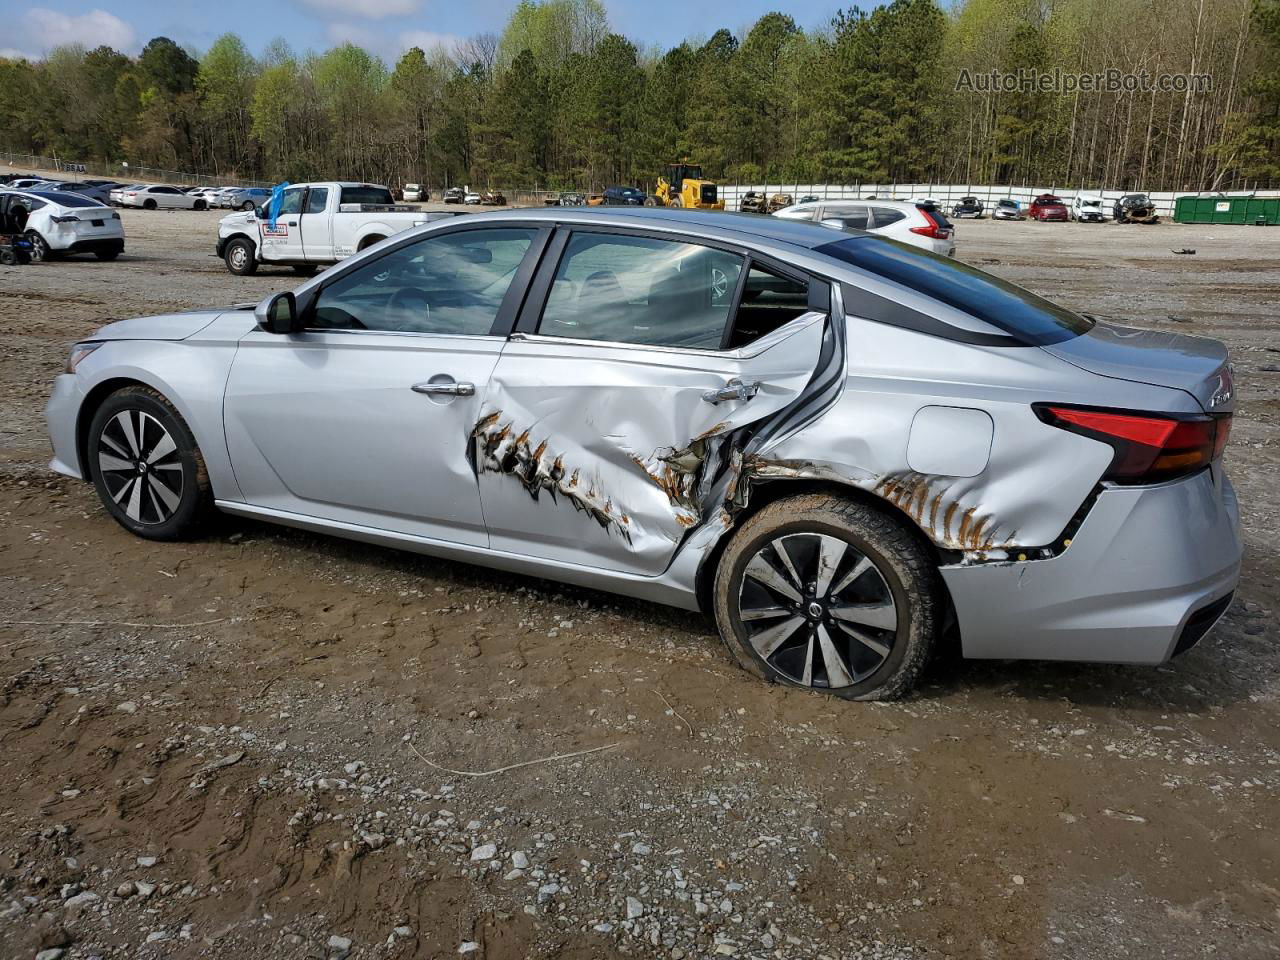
2, 0, 1278, 192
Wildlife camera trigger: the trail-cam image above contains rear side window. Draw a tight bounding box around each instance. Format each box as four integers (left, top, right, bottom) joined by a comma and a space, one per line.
730, 266, 810, 348
305, 188, 328, 214
823, 204, 868, 228
538, 233, 743, 350
817, 236, 1093, 345
340, 186, 394, 205
871, 207, 905, 228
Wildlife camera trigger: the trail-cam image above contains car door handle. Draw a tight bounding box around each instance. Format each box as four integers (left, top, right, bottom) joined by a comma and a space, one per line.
412, 380, 475, 397
702, 379, 760, 404
286, 220, 297, 226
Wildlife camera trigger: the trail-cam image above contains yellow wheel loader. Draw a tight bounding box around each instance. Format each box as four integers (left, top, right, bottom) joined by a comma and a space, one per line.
654, 162, 724, 210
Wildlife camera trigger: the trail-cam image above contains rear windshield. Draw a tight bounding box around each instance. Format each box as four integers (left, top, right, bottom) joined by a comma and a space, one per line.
923, 208, 953, 229
29, 191, 107, 208
339, 186, 394, 205
817, 236, 1093, 345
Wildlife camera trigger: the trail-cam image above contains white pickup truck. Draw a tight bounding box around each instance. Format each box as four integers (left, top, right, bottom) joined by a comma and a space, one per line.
215, 181, 460, 275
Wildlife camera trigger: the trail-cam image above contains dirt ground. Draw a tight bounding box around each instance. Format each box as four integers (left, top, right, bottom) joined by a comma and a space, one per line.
1, 206, 1278, 960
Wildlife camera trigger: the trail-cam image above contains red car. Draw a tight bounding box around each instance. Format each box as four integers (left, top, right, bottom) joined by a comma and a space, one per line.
1029, 194, 1069, 221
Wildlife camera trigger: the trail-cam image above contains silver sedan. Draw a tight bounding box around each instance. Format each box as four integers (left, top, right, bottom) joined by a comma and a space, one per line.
44, 209, 1241, 699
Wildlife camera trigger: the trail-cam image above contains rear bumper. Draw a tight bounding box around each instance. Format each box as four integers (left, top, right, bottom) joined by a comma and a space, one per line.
943, 467, 1242, 664
62, 237, 124, 256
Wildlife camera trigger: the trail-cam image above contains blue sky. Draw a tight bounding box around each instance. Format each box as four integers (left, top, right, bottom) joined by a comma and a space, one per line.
0, 0, 838, 64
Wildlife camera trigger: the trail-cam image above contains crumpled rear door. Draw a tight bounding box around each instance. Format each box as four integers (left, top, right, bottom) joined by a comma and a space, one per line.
474, 314, 827, 576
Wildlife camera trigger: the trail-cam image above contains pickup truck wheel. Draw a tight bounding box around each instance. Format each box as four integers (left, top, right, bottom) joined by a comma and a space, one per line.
224, 237, 258, 275
292, 264, 318, 276
358, 235, 386, 252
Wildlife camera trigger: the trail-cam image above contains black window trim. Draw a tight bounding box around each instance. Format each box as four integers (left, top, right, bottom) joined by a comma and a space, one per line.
298, 221, 554, 338
514, 223, 828, 353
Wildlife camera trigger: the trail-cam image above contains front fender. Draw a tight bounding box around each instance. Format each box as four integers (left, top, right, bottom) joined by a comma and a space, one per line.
70, 334, 245, 502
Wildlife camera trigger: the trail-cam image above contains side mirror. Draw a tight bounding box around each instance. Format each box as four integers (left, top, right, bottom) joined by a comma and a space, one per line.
256, 291, 299, 334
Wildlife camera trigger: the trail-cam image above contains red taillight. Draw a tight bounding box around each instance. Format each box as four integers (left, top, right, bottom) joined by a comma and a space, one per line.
1036, 405, 1230, 483
910, 209, 950, 240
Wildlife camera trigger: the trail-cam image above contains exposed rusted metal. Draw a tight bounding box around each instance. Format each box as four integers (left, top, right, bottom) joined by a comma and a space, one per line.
472, 410, 636, 544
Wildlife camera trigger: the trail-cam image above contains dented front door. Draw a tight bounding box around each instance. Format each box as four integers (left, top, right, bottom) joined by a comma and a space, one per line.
474, 315, 828, 576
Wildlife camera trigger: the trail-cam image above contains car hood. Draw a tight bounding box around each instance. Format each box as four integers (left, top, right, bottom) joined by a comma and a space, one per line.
1042, 321, 1232, 412
92, 310, 234, 342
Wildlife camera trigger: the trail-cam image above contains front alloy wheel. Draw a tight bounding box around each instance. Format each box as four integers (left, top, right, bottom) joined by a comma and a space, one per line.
714, 494, 938, 700
87, 386, 211, 540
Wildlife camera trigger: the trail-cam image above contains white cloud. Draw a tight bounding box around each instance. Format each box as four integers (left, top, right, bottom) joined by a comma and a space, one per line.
24, 8, 138, 54
0, 47, 39, 61
398, 30, 463, 55
321, 23, 463, 62
301, 0, 420, 19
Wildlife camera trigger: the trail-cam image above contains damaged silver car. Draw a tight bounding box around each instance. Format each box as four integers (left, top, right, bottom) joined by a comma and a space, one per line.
45, 209, 1242, 699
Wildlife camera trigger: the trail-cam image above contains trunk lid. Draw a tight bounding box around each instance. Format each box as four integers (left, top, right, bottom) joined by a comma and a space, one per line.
1042, 320, 1233, 413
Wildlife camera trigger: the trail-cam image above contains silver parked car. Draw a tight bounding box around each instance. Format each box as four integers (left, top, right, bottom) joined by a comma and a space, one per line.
44, 209, 1241, 700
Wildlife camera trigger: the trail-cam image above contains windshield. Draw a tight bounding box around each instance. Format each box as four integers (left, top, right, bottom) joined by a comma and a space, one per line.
817, 236, 1094, 346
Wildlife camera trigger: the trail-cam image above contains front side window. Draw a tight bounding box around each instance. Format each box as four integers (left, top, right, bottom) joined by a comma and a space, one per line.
278, 188, 304, 216
310, 228, 537, 335
305, 188, 328, 214
538, 233, 744, 350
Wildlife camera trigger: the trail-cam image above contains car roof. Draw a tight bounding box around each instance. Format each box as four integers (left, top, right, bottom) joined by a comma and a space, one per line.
459, 206, 867, 250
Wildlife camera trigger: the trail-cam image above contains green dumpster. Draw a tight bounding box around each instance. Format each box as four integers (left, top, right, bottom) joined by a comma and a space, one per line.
1174, 194, 1280, 225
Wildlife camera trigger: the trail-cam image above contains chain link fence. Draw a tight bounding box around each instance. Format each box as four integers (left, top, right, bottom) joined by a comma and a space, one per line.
2, 152, 272, 188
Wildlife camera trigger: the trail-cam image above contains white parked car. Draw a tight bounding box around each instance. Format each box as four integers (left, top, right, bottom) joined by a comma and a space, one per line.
773, 199, 955, 257
464, 191, 482, 205
110, 183, 147, 206
118, 184, 207, 210
1071, 194, 1109, 222
403, 183, 425, 202
0, 188, 124, 261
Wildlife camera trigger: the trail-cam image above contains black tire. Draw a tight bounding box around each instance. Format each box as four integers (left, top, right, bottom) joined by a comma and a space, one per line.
241, 200, 255, 211
195, 199, 207, 211
291, 264, 318, 276
358, 235, 386, 252
143, 199, 157, 210
224, 236, 257, 275
86, 386, 213, 541
25, 230, 50, 262
0, 249, 15, 266
713, 494, 939, 701
94, 249, 120, 261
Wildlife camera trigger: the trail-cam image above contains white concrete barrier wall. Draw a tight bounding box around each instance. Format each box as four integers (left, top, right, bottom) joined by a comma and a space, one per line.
718, 184, 1280, 218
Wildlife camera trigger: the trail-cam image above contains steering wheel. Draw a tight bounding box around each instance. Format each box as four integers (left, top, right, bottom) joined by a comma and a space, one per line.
384, 287, 431, 331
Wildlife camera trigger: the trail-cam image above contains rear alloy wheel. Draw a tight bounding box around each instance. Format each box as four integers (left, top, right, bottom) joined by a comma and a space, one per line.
241, 200, 255, 211
714, 494, 938, 700
143, 199, 157, 210
87, 386, 211, 540
25, 231, 49, 262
